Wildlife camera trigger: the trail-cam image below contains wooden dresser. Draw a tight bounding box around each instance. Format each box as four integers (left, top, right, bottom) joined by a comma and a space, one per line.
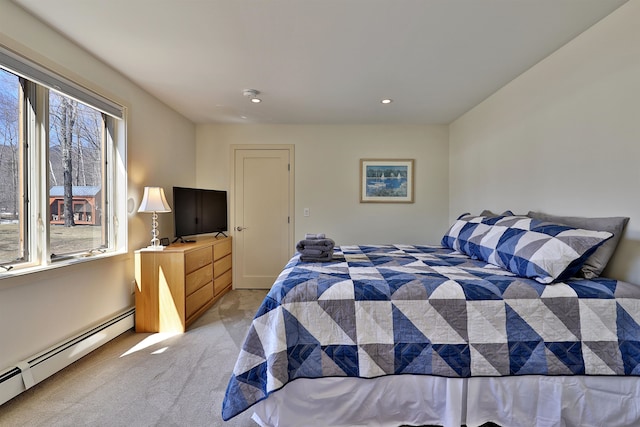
134, 236, 232, 333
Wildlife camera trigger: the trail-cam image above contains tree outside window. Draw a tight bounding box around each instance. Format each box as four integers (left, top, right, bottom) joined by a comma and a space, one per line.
0, 61, 123, 270
49, 92, 106, 256
0, 70, 20, 265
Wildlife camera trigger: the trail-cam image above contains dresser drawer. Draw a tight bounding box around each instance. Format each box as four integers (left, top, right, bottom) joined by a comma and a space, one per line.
214, 269, 232, 295
186, 281, 214, 318
136, 237, 231, 333
214, 254, 232, 278
185, 246, 212, 274
214, 238, 232, 260
186, 264, 213, 296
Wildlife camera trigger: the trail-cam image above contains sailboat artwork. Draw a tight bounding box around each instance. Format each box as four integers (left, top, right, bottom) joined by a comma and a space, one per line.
360, 159, 414, 203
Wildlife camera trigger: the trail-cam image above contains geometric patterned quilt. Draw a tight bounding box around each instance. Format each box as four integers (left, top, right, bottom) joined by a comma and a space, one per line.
222, 244, 640, 420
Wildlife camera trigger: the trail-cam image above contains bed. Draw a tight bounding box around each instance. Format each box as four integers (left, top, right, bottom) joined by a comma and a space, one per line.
222, 214, 640, 427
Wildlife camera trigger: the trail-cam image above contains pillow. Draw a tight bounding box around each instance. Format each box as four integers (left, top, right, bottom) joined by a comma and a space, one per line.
442, 215, 613, 284
441, 214, 490, 255
527, 211, 629, 279
480, 210, 515, 217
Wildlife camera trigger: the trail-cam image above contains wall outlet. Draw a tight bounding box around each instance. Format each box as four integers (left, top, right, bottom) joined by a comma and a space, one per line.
303, 208, 310, 217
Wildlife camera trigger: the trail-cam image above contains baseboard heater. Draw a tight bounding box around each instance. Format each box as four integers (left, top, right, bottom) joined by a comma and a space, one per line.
0, 308, 134, 406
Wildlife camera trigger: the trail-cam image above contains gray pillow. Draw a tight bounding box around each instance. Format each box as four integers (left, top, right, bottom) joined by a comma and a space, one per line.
480, 210, 514, 217
527, 211, 629, 279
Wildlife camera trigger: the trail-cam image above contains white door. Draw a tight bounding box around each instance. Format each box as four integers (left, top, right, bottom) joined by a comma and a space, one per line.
233, 147, 293, 289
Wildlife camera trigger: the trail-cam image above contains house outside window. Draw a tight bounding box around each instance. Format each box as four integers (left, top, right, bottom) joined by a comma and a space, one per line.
0, 47, 127, 272
48, 92, 107, 257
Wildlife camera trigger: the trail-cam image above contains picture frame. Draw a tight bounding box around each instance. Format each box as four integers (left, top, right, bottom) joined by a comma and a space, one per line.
360, 159, 414, 203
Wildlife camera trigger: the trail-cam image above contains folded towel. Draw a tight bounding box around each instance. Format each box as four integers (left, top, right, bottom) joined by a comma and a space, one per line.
300, 252, 333, 262
299, 244, 333, 252
296, 238, 335, 252
298, 248, 325, 257
297, 236, 335, 262
305, 233, 326, 240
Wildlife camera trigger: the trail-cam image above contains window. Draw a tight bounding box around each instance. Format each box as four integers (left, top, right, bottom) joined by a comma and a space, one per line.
0, 47, 126, 272
0, 70, 20, 265
48, 92, 106, 256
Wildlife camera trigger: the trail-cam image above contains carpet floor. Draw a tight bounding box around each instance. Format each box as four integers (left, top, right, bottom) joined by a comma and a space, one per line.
0, 289, 268, 427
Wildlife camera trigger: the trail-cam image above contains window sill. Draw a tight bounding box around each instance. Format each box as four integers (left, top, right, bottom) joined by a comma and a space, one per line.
0, 249, 129, 286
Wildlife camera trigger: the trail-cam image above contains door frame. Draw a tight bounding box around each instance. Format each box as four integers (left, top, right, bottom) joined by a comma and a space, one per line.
229, 144, 295, 289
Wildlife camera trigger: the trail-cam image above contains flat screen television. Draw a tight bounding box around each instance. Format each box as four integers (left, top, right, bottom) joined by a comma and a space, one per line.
173, 186, 228, 241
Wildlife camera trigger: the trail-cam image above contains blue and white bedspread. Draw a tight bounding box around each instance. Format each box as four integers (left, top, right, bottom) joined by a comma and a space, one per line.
222, 244, 640, 420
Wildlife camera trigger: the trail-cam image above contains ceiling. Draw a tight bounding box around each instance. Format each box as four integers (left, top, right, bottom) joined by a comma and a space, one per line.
12, 0, 628, 125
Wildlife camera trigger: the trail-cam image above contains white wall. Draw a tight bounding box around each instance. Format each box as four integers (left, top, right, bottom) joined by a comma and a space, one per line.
196, 124, 450, 246
449, 1, 640, 283
0, 1, 196, 370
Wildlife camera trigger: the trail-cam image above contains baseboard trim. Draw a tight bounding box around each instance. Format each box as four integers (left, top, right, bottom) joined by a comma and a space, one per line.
0, 308, 134, 406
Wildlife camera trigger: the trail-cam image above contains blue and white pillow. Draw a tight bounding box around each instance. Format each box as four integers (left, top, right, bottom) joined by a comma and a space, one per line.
442, 215, 613, 284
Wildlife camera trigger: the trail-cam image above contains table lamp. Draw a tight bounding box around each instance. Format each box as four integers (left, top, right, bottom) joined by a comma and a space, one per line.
138, 186, 171, 250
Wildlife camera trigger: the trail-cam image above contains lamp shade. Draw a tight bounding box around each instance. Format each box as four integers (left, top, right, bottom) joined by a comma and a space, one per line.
138, 187, 171, 213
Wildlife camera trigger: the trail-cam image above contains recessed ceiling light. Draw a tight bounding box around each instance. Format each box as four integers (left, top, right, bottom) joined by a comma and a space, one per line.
243, 88, 262, 103
381, 99, 393, 104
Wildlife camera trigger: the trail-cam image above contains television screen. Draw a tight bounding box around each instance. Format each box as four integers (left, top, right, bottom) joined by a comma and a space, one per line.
173, 187, 228, 240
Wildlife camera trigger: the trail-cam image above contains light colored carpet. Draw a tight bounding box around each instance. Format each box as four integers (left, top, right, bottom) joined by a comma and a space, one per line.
0, 289, 268, 427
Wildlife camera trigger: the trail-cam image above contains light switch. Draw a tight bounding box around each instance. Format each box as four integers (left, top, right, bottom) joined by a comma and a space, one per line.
303, 208, 310, 217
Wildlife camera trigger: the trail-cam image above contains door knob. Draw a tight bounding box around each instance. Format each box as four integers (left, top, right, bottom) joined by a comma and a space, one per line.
236, 226, 246, 231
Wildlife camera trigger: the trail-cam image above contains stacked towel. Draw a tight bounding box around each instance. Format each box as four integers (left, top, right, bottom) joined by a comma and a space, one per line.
305, 233, 325, 239
296, 234, 335, 262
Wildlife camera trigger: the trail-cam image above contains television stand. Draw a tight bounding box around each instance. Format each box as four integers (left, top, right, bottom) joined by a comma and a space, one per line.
135, 236, 233, 332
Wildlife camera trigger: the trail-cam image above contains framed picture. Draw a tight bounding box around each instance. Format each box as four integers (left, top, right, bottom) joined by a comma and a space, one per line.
360, 159, 414, 203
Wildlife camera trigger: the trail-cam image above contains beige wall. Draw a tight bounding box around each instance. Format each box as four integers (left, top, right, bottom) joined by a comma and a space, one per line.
449, 1, 640, 283
0, 1, 196, 370
196, 124, 450, 246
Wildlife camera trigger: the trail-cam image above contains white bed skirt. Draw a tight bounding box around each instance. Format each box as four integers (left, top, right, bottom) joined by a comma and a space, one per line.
250, 375, 640, 427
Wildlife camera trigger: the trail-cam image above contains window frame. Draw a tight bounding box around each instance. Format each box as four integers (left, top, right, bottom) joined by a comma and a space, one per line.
0, 46, 127, 277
